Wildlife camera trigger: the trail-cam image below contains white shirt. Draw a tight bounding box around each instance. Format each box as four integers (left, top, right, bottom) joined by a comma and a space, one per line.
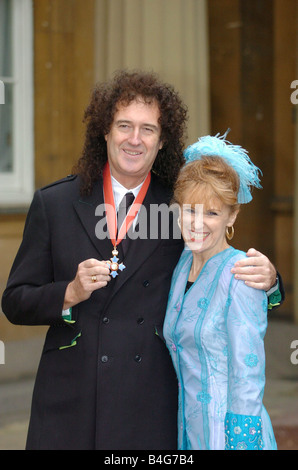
111, 175, 144, 230
111, 175, 143, 211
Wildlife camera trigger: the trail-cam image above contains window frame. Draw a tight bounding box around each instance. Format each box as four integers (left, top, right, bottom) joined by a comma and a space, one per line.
0, 0, 34, 209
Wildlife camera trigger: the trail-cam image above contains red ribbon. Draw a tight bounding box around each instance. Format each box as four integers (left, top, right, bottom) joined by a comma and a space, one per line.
102, 162, 151, 247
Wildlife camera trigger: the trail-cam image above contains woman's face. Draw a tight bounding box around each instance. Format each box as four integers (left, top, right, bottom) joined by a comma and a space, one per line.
179, 193, 238, 258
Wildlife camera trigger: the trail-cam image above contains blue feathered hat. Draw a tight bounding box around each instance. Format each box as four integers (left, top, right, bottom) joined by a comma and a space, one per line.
183, 130, 262, 204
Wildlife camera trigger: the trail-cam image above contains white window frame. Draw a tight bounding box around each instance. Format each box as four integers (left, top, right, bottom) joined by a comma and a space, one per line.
0, 0, 33, 209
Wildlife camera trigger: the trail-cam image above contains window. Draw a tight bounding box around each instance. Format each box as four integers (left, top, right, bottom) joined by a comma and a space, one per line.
0, 0, 33, 208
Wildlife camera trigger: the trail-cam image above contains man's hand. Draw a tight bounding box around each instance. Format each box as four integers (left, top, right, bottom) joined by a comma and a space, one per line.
63, 259, 111, 310
231, 248, 277, 291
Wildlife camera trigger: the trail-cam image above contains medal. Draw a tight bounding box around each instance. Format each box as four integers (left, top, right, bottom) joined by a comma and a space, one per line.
102, 162, 151, 277
106, 247, 126, 278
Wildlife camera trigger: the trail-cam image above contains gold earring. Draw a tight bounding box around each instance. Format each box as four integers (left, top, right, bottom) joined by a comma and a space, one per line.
225, 226, 234, 240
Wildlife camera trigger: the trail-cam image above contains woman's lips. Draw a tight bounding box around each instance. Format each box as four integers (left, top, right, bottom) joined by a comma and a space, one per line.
189, 231, 209, 243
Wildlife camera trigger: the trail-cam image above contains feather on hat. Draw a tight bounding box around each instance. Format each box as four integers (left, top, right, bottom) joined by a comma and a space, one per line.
183, 130, 262, 204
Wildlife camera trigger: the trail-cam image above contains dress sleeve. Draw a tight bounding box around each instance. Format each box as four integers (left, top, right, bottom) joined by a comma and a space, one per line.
224, 276, 268, 450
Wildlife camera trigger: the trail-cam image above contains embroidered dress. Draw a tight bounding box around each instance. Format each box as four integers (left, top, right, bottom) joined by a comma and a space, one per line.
163, 247, 277, 450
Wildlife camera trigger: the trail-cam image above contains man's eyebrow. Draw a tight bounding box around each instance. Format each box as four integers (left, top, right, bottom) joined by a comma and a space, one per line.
115, 119, 131, 125
115, 119, 159, 130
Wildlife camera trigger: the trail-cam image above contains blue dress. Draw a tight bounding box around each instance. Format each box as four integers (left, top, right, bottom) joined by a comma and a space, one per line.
163, 247, 277, 450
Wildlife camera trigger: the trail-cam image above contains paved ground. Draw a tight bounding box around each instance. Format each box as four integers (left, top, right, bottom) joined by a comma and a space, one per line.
0, 378, 33, 450
0, 318, 298, 450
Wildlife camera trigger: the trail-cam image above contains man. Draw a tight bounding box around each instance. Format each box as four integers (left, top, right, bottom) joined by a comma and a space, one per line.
1, 70, 283, 450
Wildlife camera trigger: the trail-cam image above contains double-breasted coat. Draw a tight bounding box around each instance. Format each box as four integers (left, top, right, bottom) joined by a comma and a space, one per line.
1, 173, 183, 450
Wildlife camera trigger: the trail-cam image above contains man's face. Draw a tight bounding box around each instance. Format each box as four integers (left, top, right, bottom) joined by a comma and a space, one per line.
105, 98, 163, 188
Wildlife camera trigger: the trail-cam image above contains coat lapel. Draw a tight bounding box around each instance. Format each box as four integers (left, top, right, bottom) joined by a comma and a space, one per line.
106, 175, 172, 302
73, 174, 174, 304
73, 177, 113, 262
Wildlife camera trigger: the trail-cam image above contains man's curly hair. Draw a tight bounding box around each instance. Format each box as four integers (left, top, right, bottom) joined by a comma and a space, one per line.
73, 70, 188, 195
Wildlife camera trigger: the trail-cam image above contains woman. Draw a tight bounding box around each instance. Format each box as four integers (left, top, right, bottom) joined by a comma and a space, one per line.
163, 133, 277, 450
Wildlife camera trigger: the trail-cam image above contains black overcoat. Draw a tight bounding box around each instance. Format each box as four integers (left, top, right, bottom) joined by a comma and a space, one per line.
1, 174, 184, 450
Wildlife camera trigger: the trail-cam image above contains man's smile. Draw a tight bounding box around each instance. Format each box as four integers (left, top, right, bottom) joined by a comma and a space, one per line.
122, 148, 143, 156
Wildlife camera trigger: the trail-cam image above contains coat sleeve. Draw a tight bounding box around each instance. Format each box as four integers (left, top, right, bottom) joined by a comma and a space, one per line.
224, 277, 268, 450
1, 189, 69, 326
267, 271, 285, 310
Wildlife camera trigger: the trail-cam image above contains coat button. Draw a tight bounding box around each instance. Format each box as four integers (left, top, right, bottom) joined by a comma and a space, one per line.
137, 317, 144, 325
102, 317, 109, 324
101, 355, 108, 363
143, 280, 149, 287
134, 354, 142, 363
